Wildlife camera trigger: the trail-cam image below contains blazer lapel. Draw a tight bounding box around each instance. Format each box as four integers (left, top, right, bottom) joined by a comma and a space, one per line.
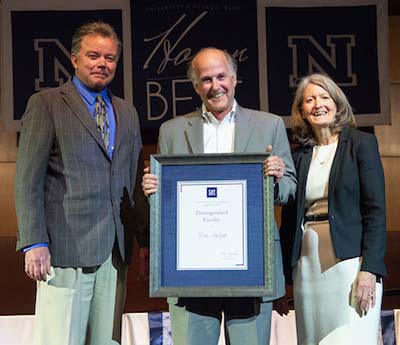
185, 111, 204, 153
297, 146, 313, 212
60, 80, 110, 159
110, 95, 124, 156
329, 127, 350, 194
234, 106, 253, 152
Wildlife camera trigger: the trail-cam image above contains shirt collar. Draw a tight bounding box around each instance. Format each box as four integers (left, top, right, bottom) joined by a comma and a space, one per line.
201, 100, 237, 124
72, 76, 110, 106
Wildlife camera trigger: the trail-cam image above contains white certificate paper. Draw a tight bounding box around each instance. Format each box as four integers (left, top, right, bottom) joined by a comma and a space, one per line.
176, 180, 247, 270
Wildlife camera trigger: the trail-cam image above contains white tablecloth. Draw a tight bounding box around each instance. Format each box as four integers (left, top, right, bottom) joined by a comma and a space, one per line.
0, 311, 297, 345
2, 310, 398, 344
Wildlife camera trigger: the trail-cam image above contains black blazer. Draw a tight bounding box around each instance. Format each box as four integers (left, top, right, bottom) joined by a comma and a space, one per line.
281, 127, 387, 280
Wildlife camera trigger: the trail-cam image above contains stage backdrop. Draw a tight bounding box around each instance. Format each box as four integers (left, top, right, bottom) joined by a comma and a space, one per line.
0, 0, 390, 143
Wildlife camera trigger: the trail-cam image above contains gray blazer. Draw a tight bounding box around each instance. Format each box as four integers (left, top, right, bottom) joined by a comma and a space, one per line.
158, 105, 297, 300
15, 80, 144, 268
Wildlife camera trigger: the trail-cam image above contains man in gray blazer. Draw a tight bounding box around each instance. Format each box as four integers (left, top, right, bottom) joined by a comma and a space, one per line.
15, 22, 148, 345
142, 47, 296, 345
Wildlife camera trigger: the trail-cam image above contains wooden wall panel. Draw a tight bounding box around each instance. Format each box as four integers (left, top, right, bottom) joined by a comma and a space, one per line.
382, 231, 400, 310
389, 16, 400, 82
143, 143, 157, 162
124, 241, 168, 313
0, 163, 17, 236
375, 84, 400, 156
0, 133, 18, 237
375, 18, 400, 233
0, 131, 17, 162
381, 157, 400, 231
0, 237, 35, 315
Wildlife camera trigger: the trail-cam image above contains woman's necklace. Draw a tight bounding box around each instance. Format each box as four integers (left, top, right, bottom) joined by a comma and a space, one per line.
313, 141, 338, 166
314, 150, 327, 165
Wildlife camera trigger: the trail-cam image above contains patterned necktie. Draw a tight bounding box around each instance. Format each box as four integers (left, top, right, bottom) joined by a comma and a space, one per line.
93, 94, 110, 150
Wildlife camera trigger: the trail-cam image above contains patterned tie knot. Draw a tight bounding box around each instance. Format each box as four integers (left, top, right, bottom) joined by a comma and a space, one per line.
94, 94, 110, 150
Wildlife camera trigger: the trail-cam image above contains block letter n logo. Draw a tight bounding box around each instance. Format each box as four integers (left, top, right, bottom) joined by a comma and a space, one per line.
288, 35, 356, 87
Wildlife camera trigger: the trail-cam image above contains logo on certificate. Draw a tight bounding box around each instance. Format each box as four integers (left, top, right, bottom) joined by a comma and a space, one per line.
207, 187, 217, 198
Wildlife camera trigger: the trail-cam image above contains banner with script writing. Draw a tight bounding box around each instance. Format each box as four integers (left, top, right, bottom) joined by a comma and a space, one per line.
131, 0, 259, 143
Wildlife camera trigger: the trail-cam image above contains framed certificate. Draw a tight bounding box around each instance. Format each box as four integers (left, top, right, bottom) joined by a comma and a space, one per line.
149, 153, 274, 297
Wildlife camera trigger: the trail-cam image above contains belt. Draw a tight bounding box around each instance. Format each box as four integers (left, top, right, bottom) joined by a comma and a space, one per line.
304, 214, 329, 222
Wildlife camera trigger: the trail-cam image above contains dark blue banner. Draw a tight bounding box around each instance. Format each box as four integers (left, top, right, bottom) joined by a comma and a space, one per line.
265, 5, 380, 117
131, 0, 259, 143
11, 10, 124, 121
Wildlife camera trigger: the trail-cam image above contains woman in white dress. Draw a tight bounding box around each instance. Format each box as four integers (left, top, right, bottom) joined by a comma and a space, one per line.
280, 73, 387, 345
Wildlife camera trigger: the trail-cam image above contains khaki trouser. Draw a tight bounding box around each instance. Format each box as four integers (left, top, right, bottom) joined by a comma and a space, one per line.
34, 252, 127, 345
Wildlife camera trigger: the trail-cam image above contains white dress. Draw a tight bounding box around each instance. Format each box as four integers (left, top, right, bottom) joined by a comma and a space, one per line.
293, 141, 382, 345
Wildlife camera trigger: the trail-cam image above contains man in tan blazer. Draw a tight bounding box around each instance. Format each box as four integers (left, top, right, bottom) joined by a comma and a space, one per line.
15, 22, 148, 345
142, 47, 296, 345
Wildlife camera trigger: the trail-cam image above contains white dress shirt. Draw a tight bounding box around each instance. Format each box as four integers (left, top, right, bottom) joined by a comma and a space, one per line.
202, 101, 237, 154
